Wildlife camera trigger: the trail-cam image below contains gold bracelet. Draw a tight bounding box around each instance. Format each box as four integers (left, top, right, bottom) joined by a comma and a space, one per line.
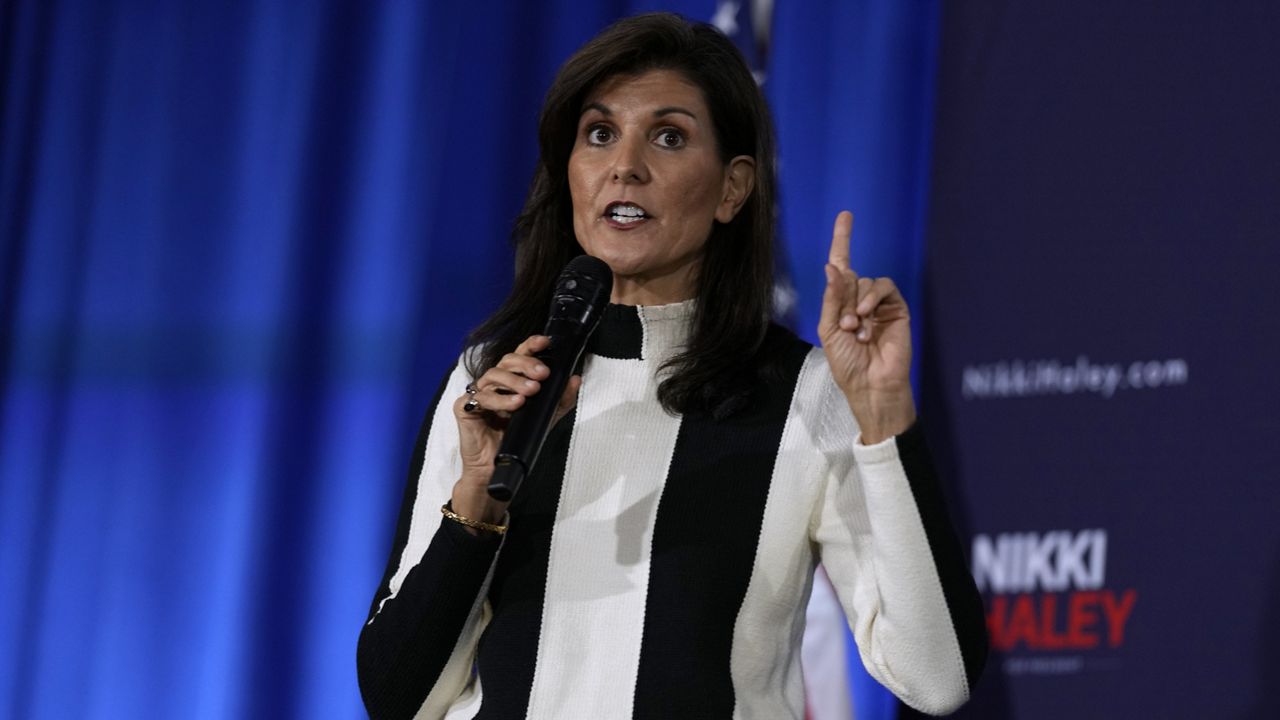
441, 503, 508, 535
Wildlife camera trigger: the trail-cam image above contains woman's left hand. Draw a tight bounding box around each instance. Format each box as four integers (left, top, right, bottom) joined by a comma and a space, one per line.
817, 211, 917, 445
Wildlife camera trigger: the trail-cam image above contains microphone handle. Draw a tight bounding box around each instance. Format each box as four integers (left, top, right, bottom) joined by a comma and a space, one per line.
486, 322, 588, 501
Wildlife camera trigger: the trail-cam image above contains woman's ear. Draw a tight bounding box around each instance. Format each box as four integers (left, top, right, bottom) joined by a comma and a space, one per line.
715, 155, 756, 223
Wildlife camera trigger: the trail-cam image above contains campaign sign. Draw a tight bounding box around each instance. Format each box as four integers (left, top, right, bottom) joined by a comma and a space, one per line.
917, 2, 1280, 718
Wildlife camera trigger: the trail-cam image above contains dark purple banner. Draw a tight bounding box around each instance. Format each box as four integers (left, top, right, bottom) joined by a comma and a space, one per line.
919, 2, 1280, 717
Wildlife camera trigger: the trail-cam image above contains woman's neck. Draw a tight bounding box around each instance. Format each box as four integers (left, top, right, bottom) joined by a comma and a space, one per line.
608, 268, 697, 306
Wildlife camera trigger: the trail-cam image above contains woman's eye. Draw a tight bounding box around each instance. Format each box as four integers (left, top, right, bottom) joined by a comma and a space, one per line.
656, 129, 685, 148
587, 126, 613, 145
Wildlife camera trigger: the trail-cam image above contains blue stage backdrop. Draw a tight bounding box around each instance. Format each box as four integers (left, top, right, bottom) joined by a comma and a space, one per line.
0, 1, 941, 718
918, 2, 1280, 718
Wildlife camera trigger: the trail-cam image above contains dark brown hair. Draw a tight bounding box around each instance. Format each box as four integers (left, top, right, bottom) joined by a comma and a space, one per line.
464, 12, 779, 418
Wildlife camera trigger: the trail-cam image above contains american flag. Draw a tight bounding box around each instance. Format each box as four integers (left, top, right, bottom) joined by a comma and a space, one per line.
707, 1, 804, 334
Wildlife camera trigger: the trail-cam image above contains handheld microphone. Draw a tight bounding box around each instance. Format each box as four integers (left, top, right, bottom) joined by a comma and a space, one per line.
487, 255, 612, 502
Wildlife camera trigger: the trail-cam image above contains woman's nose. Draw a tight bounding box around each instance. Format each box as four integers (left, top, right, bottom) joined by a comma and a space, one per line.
610, 137, 650, 184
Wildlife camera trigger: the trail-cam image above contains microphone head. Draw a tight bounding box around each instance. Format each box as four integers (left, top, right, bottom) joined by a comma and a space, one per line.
561, 255, 613, 298
545, 255, 612, 333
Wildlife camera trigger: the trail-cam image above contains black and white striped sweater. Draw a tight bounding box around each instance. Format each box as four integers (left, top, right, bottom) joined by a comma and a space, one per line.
358, 301, 986, 719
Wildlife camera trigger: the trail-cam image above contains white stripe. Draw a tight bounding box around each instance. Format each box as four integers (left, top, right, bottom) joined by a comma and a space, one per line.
730, 348, 831, 720
372, 362, 469, 619
440, 655, 485, 720
370, 361, 493, 717
525, 353, 683, 719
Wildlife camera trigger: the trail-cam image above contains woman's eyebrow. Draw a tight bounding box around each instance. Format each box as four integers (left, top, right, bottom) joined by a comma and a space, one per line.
579, 103, 697, 121
653, 106, 697, 121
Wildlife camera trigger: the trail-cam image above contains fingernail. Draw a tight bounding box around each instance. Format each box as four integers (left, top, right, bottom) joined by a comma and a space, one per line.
857, 327, 870, 341
524, 379, 536, 388
840, 314, 857, 330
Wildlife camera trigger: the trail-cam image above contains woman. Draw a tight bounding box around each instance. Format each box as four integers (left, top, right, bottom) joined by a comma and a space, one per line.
358, 13, 986, 720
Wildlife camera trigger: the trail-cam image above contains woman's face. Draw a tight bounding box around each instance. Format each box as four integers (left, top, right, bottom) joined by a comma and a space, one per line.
568, 69, 754, 305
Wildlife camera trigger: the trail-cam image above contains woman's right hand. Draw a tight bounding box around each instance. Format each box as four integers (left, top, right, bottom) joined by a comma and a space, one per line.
450, 335, 582, 527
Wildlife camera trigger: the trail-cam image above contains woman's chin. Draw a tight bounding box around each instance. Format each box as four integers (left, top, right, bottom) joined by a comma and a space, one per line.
588, 253, 645, 278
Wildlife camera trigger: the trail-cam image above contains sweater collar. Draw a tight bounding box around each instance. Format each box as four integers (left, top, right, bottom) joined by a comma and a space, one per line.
588, 299, 695, 361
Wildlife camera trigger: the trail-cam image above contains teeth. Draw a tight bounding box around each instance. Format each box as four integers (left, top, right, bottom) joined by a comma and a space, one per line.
608, 204, 647, 218
611, 214, 644, 224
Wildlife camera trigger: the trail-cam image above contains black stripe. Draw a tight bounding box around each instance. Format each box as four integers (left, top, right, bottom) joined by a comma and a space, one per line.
631, 327, 811, 719
472, 410, 577, 719
894, 422, 989, 691
587, 304, 644, 359
358, 363, 508, 719
359, 520, 503, 719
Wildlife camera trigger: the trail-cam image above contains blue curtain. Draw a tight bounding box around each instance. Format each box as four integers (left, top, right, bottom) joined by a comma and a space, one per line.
0, 1, 937, 717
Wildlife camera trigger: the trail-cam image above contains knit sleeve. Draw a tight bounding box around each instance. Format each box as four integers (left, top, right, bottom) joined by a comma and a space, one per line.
810, 387, 987, 716
357, 360, 502, 720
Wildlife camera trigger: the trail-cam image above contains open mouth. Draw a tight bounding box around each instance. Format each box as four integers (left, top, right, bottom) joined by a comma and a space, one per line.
604, 201, 651, 225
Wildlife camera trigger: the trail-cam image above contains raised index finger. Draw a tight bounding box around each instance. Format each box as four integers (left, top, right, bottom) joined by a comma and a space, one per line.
828, 211, 853, 268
